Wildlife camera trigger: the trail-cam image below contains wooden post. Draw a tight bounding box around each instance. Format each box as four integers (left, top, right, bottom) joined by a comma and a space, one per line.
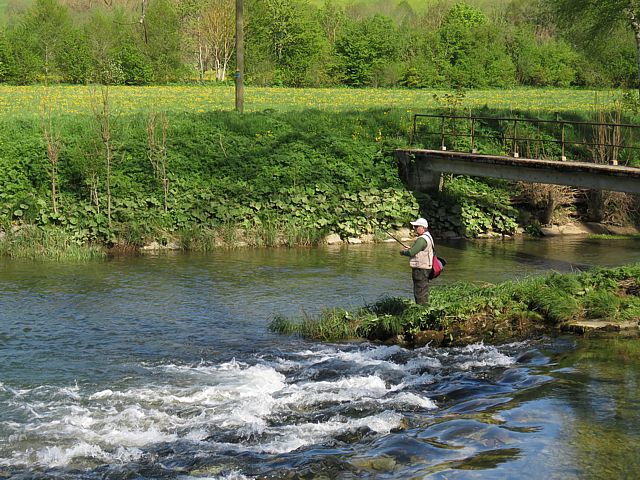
561, 122, 566, 161
470, 117, 476, 153
512, 119, 519, 157
235, 0, 244, 113
410, 114, 416, 145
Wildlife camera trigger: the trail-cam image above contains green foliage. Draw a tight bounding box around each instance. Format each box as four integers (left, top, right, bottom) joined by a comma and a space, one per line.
1, 108, 426, 250
0, 224, 105, 260
56, 29, 94, 84
334, 15, 399, 86
247, 0, 328, 86
116, 44, 155, 85
0, 30, 12, 82
0, 0, 637, 88
10, 102, 627, 253
509, 27, 579, 87
144, 0, 185, 83
271, 264, 640, 343
442, 3, 489, 29
431, 176, 519, 237
582, 289, 621, 320
269, 308, 361, 341
528, 286, 581, 323
19, 0, 74, 81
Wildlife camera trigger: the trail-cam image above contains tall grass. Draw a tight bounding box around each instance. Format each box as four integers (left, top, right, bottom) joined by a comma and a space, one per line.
175, 222, 325, 252
0, 225, 105, 261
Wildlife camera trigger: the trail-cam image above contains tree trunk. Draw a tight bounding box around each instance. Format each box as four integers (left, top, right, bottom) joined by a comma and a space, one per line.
627, 6, 640, 92
235, 0, 244, 113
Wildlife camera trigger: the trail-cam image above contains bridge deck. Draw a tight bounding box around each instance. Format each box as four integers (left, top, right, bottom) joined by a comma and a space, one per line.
396, 149, 640, 194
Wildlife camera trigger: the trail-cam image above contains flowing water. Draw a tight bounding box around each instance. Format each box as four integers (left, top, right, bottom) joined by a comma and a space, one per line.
1, 237, 639, 479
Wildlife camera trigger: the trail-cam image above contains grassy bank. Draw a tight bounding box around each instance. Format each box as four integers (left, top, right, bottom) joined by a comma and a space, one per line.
0, 225, 105, 260
1, 86, 638, 260
0, 107, 421, 256
269, 265, 640, 346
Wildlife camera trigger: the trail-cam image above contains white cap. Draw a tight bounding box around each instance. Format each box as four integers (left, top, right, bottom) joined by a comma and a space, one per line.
410, 217, 429, 228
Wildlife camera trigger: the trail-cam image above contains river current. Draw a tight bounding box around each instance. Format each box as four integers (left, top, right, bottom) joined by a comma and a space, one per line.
1, 237, 639, 479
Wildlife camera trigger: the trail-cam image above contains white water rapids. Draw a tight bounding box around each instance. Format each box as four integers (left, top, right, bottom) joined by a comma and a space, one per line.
1, 342, 516, 476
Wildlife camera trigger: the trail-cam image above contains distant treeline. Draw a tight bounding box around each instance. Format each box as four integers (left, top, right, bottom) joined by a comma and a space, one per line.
0, 0, 636, 88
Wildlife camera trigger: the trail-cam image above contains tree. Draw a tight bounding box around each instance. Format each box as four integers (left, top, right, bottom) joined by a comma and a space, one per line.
319, 1, 347, 46
0, 30, 15, 82
56, 27, 94, 83
84, 7, 130, 84
508, 26, 578, 86
548, 0, 640, 89
334, 15, 399, 86
437, 3, 515, 87
202, 0, 235, 81
19, 0, 75, 81
4, 26, 42, 83
175, 0, 210, 82
143, 0, 184, 82
247, 0, 325, 86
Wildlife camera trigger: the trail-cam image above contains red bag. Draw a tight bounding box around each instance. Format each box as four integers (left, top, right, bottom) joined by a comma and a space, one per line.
429, 255, 446, 279
425, 232, 446, 280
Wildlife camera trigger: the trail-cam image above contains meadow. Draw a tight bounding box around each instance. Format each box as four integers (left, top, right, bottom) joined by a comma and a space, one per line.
0, 85, 626, 119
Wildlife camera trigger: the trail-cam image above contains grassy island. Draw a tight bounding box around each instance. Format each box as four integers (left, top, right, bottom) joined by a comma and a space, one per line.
270, 264, 640, 346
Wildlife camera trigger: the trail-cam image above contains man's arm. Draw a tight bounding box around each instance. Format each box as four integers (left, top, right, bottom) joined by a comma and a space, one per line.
400, 236, 427, 256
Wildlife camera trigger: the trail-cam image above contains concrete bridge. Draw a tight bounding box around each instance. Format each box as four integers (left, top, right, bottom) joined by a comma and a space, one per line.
397, 114, 640, 194
396, 149, 640, 194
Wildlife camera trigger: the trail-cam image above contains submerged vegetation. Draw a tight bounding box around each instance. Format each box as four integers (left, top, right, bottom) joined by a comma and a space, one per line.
269, 265, 640, 346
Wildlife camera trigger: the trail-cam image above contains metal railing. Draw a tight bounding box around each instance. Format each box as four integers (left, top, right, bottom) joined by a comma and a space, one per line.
411, 113, 640, 165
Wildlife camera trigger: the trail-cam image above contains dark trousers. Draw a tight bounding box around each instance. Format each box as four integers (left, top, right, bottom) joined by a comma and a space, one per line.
412, 268, 431, 305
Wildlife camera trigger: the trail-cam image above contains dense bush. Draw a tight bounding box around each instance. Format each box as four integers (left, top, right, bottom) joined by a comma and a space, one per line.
2, 101, 636, 253
0, 103, 528, 250
0, 108, 424, 247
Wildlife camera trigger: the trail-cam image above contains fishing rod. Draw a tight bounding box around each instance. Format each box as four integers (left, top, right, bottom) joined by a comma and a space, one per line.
366, 215, 409, 248
380, 226, 409, 248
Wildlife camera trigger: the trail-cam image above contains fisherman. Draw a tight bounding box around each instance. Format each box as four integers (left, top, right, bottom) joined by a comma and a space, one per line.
399, 217, 434, 305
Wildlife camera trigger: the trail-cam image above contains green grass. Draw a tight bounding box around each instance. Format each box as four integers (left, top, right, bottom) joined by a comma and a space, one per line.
269, 264, 640, 344
0, 85, 627, 120
588, 233, 640, 240
0, 225, 106, 261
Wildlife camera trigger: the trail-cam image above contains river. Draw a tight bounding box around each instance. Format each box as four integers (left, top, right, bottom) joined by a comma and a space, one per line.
1, 237, 639, 479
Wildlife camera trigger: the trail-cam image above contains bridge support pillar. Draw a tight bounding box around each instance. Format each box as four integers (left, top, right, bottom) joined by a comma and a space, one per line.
396, 150, 443, 193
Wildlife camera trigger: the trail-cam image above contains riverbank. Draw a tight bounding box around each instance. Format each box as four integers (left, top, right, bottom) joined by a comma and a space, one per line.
2, 103, 638, 260
269, 264, 640, 347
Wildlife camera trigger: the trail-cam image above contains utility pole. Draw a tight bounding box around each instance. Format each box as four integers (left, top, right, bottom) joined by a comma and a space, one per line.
235, 0, 244, 113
